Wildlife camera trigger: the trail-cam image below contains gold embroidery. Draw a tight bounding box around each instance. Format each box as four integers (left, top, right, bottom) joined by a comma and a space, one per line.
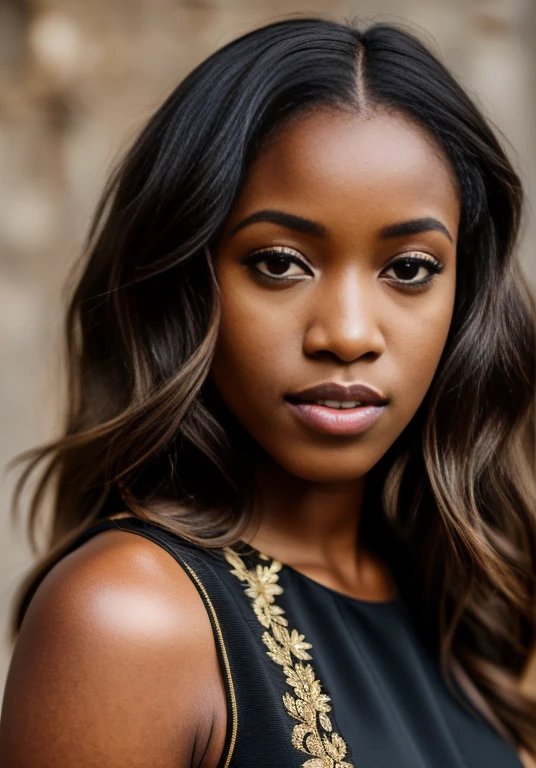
223, 546, 354, 768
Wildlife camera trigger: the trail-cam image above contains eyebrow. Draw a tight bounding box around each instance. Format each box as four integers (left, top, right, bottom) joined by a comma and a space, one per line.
228, 210, 327, 238
379, 217, 453, 243
228, 209, 453, 244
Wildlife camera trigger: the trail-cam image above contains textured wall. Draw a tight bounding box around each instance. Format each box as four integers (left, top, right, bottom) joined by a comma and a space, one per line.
1, 0, 535, 698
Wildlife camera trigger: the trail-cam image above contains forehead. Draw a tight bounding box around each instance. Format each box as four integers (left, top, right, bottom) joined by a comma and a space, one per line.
228, 108, 460, 238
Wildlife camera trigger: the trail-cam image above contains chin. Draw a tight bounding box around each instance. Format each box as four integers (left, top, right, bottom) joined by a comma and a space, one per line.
272, 450, 377, 484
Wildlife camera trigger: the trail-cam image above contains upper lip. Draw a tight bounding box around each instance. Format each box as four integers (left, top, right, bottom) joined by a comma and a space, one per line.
286, 382, 388, 405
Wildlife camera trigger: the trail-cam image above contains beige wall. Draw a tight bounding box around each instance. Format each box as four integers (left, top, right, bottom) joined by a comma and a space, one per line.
1, 0, 535, 697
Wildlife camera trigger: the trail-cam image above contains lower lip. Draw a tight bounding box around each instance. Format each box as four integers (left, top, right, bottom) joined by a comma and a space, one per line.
286, 401, 386, 435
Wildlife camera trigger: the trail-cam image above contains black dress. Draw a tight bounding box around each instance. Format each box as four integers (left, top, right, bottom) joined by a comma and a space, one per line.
64, 516, 522, 768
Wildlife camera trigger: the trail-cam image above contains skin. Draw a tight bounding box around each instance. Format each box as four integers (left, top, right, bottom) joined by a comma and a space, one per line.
0, 523, 228, 767
210, 107, 459, 598
1, 107, 474, 768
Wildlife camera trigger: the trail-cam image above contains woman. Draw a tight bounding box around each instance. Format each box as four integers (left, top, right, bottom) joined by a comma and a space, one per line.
1, 15, 535, 768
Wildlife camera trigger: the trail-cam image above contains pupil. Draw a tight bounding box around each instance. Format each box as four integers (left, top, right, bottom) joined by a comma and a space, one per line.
266, 256, 290, 275
394, 261, 419, 280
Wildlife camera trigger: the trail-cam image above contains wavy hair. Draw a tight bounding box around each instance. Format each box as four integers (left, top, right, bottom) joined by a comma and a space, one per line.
10, 15, 536, 759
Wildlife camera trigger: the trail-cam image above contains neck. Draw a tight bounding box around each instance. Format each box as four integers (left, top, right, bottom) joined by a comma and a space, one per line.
242, 457, 367, 569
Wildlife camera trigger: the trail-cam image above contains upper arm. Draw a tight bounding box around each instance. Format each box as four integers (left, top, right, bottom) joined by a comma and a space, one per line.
0, 530, 224, 768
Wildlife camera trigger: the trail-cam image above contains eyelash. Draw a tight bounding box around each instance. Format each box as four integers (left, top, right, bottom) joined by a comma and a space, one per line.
242, 247, 445, 290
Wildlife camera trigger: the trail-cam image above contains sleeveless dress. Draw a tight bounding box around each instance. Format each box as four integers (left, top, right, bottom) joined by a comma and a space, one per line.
65, 515, 523, 768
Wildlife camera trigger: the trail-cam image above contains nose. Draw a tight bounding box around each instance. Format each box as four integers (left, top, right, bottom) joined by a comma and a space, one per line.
302, 270, 386, 363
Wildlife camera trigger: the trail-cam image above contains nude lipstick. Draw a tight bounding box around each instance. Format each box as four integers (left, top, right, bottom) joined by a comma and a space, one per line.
285, 382, 388, 436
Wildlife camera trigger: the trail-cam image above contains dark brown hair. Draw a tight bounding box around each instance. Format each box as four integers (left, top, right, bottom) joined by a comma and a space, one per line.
10, 16, 536, 759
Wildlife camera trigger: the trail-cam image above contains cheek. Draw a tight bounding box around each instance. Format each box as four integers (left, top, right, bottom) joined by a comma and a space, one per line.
210, 286, 296, 406
390, 290, 455, 414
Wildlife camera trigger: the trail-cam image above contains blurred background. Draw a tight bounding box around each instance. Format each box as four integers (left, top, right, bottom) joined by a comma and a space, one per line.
1, 0, 535, 700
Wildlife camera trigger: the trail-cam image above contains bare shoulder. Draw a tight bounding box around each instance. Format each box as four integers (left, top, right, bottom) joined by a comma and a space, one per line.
0, 529, 228, 768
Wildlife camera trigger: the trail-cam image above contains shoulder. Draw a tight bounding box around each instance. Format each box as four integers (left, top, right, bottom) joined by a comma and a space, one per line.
33, 526, 208, 628
0, 528, 226, 767
19, 528, 209, 659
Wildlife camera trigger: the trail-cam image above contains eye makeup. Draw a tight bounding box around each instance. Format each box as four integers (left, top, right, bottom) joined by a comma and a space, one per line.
241, 246, 445, 289
241, 246, 314, 280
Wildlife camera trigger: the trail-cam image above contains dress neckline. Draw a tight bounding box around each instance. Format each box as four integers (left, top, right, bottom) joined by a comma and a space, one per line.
235, 539, 399, 608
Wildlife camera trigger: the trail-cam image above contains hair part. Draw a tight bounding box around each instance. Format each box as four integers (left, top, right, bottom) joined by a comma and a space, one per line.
10, 15, 536, 758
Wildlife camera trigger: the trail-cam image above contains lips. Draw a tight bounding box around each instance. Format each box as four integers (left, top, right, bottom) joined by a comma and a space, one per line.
284, 381, 388, 436
285, 381, 388, 407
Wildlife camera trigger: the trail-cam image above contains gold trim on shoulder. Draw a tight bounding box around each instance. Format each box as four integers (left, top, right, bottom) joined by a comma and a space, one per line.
180, 560, 238, 768
222, 546, 354, 768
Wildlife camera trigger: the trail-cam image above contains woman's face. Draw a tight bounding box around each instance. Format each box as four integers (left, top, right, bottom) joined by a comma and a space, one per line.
210, 108, 460, 483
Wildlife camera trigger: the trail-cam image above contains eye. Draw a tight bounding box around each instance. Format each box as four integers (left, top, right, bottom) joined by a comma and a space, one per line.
243, 246, 313, 281
382, 252, 444, 288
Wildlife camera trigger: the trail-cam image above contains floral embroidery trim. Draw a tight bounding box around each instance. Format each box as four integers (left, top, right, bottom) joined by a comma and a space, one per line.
222, 546, 354, 768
